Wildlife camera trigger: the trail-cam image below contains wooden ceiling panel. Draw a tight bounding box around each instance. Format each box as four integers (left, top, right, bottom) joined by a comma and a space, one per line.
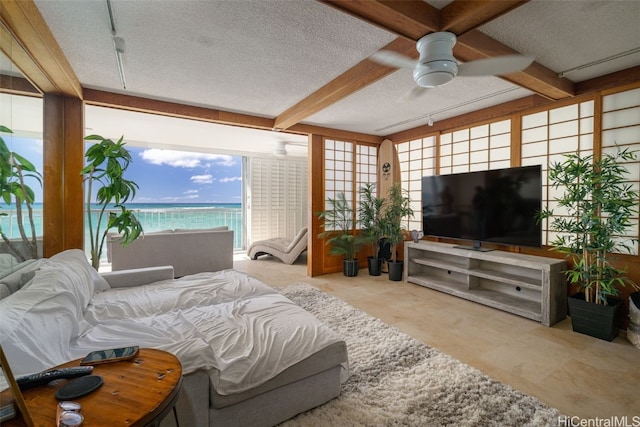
274, 37, 416, 131
278, 0, 574, 132
455, 30, 574, 99
0, 0, 81, 98
319, 0, 439, 41
440, 0, 530, 34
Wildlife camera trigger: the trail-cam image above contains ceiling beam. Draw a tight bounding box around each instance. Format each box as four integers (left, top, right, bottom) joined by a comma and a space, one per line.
319, 0, 439, 41
440, 0, 530, 34
274, 37, 416, 131
0, 0, 81, 98
275, 0, 572, 131
455, 30, 574, 100
84, 88, 383, 144
0, 73, 40, 96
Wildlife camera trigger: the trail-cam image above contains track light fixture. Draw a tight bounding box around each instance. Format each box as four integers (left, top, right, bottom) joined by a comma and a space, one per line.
113, 36, 127, 89
106, 0, 126, 90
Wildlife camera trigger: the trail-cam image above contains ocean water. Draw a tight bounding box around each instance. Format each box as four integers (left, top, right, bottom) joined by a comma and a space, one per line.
0, 202, 244, 257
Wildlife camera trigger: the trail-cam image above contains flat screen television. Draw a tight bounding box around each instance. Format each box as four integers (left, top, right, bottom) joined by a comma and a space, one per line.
421, 165, 542, 250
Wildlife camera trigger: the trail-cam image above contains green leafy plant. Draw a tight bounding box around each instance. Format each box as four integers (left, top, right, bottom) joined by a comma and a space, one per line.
0, 125, 42, 261
380, 183, 414, 263
317, 192, 363, 261
358, 182, 386, 260
81, 134, 143, 270
536, 147, 639, 305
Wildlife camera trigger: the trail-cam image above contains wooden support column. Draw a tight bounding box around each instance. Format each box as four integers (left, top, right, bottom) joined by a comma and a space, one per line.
43, 94, 84, 257
308, 133, 324, 277
510, 114, 522, 167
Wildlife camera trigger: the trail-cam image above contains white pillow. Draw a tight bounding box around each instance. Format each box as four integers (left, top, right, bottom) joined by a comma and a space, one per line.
90, 266, 111, 292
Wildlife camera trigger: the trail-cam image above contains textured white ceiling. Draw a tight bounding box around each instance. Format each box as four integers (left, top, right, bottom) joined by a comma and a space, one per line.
18, 0, 640, 155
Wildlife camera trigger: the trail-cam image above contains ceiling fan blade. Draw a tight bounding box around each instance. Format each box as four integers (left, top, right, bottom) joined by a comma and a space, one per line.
369, 50, 417, 70
400, 86, 429, 102
457, 55, 535, 77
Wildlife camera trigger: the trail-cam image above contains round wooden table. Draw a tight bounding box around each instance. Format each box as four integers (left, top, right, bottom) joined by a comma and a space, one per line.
5, 348, 182, 427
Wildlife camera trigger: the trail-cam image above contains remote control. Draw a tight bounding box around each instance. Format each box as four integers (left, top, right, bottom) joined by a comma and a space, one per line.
16, 366, 94, 390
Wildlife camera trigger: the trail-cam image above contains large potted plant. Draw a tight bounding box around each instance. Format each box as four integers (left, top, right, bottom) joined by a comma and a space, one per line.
536, 147, 639, 341
81, 134, 143, 270
380, 183, 414, 281
358, 183, 386, 276
0, 126, 42, 261
317, 192, 363, 277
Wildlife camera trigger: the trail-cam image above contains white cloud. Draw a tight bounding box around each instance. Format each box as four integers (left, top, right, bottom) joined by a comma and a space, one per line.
162, 194, 199, 201
184, 189, 199, 195
190, 174, 214, 184
219, 176, 242, 183
140, 149, 236, 168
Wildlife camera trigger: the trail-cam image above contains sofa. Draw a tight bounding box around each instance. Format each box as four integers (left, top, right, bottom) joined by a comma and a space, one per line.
0, 249, 348, 427
107, 227, 234, 277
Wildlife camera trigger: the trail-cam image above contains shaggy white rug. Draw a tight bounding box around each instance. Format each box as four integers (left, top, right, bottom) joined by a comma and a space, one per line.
278, 283, 562, 427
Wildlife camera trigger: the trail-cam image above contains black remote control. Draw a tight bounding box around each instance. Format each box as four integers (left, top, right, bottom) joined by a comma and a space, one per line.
16, 366, 94, 390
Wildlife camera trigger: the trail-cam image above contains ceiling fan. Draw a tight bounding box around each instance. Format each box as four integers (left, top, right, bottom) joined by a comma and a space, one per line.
371, 32, 534, 90
273, 141, 306, 157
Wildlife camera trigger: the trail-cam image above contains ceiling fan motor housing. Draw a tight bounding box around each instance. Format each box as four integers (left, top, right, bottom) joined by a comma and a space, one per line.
413, 32, 458, 88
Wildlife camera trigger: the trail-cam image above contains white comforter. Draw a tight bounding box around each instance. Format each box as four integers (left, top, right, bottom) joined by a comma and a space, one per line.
85, 270, 344, 394
0, 250, 345, 395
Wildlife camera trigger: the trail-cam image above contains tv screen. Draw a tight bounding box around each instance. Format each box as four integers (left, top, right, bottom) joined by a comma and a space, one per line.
421, 165, 542, 248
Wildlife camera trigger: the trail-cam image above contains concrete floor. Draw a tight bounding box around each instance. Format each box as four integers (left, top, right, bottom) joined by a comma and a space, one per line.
234, 253, 640, 421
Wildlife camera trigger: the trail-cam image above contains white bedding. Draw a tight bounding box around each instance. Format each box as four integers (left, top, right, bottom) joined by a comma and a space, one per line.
85, 270, 345, 394
0, 251, 346, 395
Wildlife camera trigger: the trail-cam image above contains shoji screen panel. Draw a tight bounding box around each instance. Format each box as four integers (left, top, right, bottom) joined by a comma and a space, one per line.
521, 100, 595, 246
440, 119, 512, 175
324, 139, 354, 231
356, 144, 378, 207
397, 136, 436, 231
249, 157, 308, 244
602, 87, 640, 255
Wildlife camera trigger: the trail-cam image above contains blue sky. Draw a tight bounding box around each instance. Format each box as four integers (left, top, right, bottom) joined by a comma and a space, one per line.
2, 135, 242, 204
126, 146, 242, 204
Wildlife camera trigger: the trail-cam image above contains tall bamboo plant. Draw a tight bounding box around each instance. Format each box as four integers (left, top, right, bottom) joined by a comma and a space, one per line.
317, 192, 362, 261
536, 147, 639, 305
0, 126, 42, 261
358, 183, 386, 261
81, 135, 143, 269
380, 183, 414, 263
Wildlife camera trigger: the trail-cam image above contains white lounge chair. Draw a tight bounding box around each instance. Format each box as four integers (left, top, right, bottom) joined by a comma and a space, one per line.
247, 227, 308, 265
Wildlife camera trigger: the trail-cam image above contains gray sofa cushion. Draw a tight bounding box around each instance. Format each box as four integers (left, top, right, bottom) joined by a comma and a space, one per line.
0, 259, 42, 295
0, 283, 11, 300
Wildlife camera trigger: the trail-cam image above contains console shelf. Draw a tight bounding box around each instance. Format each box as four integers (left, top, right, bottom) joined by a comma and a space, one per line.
404, 241, 567, 326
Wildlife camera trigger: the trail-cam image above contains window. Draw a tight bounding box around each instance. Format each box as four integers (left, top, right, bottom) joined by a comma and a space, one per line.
601, 88, 640, 255
398, 136, 436, 231
522, 101, 594, 246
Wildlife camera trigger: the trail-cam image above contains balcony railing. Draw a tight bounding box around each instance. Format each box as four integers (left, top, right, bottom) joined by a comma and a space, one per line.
0, 206, 244, 260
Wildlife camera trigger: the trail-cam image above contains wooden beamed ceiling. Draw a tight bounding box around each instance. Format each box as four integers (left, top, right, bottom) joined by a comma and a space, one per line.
4, 0, 579, 139
0, 0, 81, 98
274, 0, 575, 132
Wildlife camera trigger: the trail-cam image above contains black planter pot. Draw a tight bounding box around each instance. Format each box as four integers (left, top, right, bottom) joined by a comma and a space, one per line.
387, 260, 404, 281
568, 293, 623, 341
367, 256, 382, 276
343, 259, 359, 277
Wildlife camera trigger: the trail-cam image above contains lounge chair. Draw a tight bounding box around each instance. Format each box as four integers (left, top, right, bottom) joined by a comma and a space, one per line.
247, 227, 308, 264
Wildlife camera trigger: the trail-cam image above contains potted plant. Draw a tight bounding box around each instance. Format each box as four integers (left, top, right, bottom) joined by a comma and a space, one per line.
317, 192, 363, 277
81, 134, 143, 270
0, 126, 42, 261
358, 183, 386, 276
380, 183, 414, 281
536, 147, 639, 341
